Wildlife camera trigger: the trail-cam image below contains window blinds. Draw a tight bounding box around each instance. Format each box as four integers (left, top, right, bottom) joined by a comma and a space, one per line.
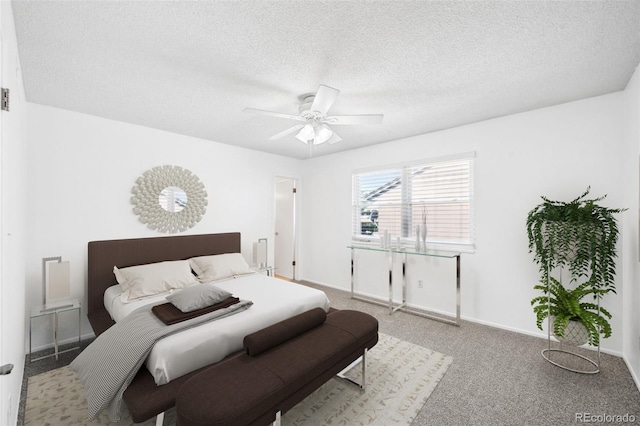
352, 156, 474, 246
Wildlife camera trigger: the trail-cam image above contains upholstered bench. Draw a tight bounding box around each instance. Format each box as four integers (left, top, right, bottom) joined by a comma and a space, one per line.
175, 308, 379, 426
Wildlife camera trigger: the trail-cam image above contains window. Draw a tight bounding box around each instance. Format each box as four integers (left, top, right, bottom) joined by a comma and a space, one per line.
352, 154, 474, 247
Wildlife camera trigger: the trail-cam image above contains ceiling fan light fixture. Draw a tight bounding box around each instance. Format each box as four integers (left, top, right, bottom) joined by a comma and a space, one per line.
314, 123, 333, 145
295, 123, 315, 143
244, 84, 383, 146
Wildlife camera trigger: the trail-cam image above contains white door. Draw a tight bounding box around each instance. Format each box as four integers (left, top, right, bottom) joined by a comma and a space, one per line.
274, 178, 296, 279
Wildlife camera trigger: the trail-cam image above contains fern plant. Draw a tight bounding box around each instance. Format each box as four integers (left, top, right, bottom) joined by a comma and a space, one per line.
526, 187, 625, 293
527, 187, 624, 347
531, 277, 611, 346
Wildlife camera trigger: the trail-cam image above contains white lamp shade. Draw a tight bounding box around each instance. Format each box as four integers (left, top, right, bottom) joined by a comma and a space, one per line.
295, 124, 315, 143
47, 261, 70, 303
253, 240, 267, 267
313, 124, 333, 145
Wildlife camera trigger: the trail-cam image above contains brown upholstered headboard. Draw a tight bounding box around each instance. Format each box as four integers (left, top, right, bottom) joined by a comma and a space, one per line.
87, 232, 241, 334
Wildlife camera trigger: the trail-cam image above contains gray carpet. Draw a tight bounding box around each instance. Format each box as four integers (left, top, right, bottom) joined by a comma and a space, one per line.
303, 282, 640, 426
20, 281, 640, 426
23, 334, 451, 425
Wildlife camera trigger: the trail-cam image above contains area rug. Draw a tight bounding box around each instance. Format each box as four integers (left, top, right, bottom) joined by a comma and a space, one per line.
24, 333, 452, 426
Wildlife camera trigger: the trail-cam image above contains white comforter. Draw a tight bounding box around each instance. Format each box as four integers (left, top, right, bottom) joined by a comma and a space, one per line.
103, 273, 331, 385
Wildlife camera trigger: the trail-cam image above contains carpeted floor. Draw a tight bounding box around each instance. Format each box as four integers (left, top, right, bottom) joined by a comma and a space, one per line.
23, 334, 451, 425
20, 281, 640, 425
308, 282, 640, 426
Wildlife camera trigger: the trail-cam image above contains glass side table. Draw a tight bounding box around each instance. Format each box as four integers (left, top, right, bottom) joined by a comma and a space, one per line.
348, 245, 461, 326
251, 266, 276, 277
29, 299, 81, 362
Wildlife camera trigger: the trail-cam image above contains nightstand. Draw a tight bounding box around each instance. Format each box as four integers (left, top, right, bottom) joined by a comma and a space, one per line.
29, 299, 81, 362
252, 266, 276, 277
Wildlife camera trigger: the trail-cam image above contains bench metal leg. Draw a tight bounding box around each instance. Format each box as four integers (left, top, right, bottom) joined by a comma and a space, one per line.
336, 348, 367, 391
155, 411, 165, 426
272, 348, 367, 425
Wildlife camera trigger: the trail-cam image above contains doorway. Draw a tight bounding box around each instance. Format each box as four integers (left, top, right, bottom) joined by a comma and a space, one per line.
274, 177, 297, 280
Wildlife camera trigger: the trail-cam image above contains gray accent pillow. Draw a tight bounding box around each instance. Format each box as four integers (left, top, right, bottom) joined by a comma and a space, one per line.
166, 283, 233, 313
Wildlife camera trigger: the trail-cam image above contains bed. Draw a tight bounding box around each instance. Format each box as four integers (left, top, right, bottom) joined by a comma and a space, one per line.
88, 232, 242, 335
84, 232, 331, 422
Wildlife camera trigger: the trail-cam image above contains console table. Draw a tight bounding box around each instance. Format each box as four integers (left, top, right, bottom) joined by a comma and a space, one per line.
348, 245, 461, 326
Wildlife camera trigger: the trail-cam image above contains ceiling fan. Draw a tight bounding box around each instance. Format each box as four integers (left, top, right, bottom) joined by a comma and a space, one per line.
243, 85, 383, 145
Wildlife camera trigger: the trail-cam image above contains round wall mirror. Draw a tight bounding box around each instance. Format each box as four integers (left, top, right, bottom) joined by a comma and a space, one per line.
159, 186, 187, 213
131, 165, 207, 233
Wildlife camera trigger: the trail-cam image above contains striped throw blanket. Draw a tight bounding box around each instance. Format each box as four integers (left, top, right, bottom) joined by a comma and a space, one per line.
70, 299, 253, 421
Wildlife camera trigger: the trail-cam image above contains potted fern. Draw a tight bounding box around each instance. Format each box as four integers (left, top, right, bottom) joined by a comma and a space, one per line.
531, 277, 611, 346
526, 187, 625, 346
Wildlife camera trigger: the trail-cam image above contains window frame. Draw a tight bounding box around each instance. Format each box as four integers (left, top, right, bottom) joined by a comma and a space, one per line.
351, 152, 476, 252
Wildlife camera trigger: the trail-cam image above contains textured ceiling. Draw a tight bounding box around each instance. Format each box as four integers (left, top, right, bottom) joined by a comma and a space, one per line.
12, 1, 640, 159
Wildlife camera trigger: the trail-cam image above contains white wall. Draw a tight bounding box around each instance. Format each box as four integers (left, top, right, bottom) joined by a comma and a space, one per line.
299, 93, 627, 354
622, 63, 640, 387
26, 104, 302, 350
0, 1, 28, 424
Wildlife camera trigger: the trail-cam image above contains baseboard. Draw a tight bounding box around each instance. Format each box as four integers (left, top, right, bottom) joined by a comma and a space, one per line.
464, 316, 623, 358
29, 332, 95, 353
623, 355, 640, 393
297, 278, 345, 292
299, 278, 624, 358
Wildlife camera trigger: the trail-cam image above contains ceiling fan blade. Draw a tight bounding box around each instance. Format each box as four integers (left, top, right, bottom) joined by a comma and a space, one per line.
243, 107, 306, 122
324, 114, 384, 125
268, 124, 305, 140
328, 131, 343, 144
310, 85, 340, 115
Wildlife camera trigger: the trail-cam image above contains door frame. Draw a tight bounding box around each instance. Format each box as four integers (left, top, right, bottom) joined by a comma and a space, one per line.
274, 176, 298, 280
0, 33, 6, 424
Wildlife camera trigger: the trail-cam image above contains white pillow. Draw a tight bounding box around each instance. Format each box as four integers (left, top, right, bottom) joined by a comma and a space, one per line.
189, 253, 252, 283
166, 283, 233, 313
113, 260, 198, 302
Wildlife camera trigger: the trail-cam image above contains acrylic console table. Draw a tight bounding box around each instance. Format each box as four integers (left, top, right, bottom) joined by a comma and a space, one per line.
347, 245, 461, 326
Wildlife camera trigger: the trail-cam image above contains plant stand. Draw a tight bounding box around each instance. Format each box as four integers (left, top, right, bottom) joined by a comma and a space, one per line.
541, 274, 601, 374
527, 189, 622, 375
541, 331, 601, 375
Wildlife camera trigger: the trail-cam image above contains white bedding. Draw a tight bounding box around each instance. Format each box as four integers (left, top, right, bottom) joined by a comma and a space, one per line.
103, 273, 331, 385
